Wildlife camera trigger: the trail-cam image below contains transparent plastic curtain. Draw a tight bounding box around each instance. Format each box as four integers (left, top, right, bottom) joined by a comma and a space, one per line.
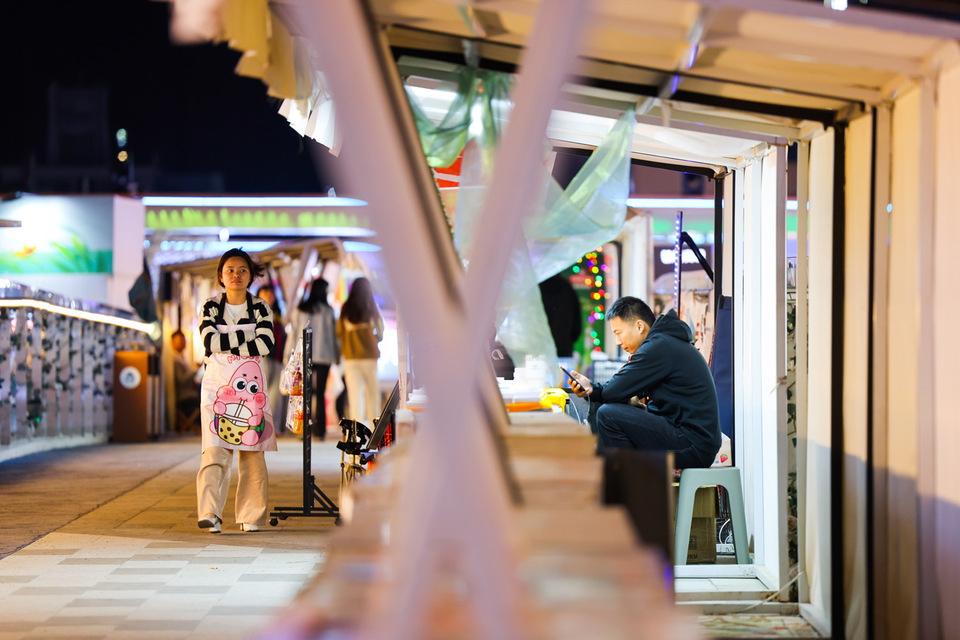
406, 67, 513, 169
406, 66, 633, 369
458, 109, 635, 368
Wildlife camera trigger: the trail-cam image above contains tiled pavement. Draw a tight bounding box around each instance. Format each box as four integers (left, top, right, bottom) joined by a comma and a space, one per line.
0, 436, 821, 639
0, 435, 341, 640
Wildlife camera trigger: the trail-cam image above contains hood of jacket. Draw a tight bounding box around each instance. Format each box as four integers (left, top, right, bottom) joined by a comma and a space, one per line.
644, 308, 692, 346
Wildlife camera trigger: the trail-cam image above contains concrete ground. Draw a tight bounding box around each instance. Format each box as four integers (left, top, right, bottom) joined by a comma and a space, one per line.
0, 434, 341, 640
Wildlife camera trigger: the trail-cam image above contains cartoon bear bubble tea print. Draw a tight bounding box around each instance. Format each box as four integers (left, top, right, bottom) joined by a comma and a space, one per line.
201, 354, 276, 453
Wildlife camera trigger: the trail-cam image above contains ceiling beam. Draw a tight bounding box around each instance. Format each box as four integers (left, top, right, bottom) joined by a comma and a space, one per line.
696, 0, 960, 40
636, 110, 790, 145
684, 62, 882, 103
701, 35, 924, 77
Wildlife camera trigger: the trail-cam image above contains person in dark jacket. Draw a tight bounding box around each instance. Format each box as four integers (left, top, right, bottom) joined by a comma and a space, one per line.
539, 273, 582, 357
568, 296, 721, 468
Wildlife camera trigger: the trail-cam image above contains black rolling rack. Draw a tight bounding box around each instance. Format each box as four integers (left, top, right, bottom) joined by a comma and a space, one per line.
269, 327, 341, 526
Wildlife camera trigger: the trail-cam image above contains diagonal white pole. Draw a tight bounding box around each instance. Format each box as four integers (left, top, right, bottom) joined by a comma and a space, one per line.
296, 1, 590, 637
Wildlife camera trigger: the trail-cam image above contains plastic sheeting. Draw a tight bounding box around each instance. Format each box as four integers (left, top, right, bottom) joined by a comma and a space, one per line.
405, 65, 633, 368
455, 108, 634, 369
406, 68, 513, 169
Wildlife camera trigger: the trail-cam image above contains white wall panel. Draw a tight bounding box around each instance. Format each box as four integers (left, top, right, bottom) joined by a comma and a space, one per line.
758, 148, 789, 585
842, 113, 873, 640
886, 84, 923, 640
933, 62, 960, 640
804, 128, 835, 631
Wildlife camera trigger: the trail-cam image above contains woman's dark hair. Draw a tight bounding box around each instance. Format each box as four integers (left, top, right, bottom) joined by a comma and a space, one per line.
341, 277, 378, 324
216, 248, 265, 288
607, 296, 656, 327
298, 278, 330, 313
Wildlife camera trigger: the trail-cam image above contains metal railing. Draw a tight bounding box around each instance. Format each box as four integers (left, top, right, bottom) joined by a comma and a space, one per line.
0, 282, 152, 459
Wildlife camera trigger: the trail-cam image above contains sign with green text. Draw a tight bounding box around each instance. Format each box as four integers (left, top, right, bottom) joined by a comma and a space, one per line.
145, 207, 371, 234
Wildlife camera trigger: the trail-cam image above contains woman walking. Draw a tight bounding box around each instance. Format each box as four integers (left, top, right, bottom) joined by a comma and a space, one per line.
336, 277, 383, 428
196, 248, 276, 533
287, 278, 340, 439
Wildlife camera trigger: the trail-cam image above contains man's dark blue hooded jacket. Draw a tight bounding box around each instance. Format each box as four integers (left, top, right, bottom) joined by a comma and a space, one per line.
587, 309, 721, 458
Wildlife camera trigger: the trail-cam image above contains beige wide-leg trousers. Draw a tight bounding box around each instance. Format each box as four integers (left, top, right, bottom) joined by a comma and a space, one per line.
196, 447, 268, 526
343, 358, 380, 427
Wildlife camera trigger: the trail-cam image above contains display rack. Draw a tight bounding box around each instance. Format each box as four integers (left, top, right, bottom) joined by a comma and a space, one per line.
269, 327, 341, 526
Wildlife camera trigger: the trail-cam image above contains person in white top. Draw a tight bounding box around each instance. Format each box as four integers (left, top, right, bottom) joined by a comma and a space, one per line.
196, 249, 276, 534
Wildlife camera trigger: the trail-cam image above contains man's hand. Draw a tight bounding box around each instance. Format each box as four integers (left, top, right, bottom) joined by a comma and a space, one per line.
569, 370, 593, 398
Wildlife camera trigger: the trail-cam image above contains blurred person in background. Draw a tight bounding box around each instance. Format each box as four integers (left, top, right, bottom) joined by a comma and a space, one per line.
171, 329, 201, 432
336, 277, 383, 428
287, 278, 340, 439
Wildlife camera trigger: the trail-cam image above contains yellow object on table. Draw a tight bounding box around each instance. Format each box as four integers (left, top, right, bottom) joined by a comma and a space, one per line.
504, 388, 568, 413
539, 388, 568, 412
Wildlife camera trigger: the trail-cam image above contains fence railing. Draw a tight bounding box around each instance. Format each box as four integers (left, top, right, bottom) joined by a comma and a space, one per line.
0, 282, 152, 459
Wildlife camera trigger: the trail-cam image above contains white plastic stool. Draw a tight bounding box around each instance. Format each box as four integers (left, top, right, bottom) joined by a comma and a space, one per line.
674, 466, 750, 565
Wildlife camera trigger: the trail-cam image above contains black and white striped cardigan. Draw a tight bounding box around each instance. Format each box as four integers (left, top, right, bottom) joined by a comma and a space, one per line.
199, 293, 275, 359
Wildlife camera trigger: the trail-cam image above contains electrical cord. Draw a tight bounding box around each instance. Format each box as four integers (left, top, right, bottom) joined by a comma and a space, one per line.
567, 393, 584, 424
721, 565, 805, 614
717, 519, 732, 545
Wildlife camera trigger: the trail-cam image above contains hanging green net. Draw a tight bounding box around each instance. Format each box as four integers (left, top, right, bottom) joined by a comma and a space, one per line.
406, 67, 513, 170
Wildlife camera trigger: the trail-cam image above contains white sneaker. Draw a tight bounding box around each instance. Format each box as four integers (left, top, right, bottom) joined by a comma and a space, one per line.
198, 516, 221, 533
240, 523, 260, 532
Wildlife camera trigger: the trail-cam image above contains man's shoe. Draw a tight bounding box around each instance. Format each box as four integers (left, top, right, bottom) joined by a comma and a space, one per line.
198, 516, 221, 533
240, 523, 260, 532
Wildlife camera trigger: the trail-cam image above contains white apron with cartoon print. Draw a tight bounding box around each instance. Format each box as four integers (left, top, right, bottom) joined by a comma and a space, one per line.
201, 344, 277, 452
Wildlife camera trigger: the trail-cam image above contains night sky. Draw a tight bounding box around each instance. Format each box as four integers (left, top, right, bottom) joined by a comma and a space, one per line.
1, 0, 330, 194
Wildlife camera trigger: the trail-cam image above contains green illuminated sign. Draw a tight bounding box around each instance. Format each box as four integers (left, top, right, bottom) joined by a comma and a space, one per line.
145, 207, 370, 231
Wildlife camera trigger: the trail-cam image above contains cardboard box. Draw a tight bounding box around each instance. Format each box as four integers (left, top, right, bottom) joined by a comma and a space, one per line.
673, 485, 717, 564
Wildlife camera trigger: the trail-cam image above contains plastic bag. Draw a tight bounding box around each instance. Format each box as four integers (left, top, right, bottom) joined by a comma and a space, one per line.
279, 335, 304, 396
281, 336, 304, 433
286, 394, 304, 434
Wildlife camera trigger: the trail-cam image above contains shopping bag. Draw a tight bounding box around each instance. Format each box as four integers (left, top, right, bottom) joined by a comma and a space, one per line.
201, 350, 276, 451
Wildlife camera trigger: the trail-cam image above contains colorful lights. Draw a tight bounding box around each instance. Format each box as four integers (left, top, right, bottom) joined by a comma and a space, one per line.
575, 248, 610, 353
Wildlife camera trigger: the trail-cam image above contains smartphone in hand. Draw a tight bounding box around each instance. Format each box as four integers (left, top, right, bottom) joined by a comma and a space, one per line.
559, 364, 579, 391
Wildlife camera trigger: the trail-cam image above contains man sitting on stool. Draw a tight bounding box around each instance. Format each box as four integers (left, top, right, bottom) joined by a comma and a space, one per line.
568, 296, 720, 468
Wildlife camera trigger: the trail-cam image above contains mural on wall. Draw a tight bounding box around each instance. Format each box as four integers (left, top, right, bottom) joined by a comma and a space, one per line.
0, 197, 114, 274
0, 228, 111, 274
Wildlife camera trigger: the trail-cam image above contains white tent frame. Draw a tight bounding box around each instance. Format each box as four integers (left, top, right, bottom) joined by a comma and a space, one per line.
255, 1, 960, 637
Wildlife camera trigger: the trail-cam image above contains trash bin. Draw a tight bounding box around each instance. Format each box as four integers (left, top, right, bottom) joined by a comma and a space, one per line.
113, 351, 150, 442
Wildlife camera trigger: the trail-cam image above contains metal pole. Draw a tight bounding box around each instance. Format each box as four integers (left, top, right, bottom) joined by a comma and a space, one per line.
303, 327, 313, 513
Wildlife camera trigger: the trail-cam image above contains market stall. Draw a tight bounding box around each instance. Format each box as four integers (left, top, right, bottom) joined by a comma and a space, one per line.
164, 1, 960, 638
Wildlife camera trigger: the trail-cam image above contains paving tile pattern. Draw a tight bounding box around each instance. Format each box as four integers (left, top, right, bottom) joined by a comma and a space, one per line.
0, 435, 340, 640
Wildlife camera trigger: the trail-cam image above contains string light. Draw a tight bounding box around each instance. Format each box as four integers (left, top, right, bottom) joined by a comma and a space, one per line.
0, 299, 154, 333
576, 248, 609, 351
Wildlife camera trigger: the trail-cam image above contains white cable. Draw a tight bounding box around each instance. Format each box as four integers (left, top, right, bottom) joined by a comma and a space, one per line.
722, 566, 805, 614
